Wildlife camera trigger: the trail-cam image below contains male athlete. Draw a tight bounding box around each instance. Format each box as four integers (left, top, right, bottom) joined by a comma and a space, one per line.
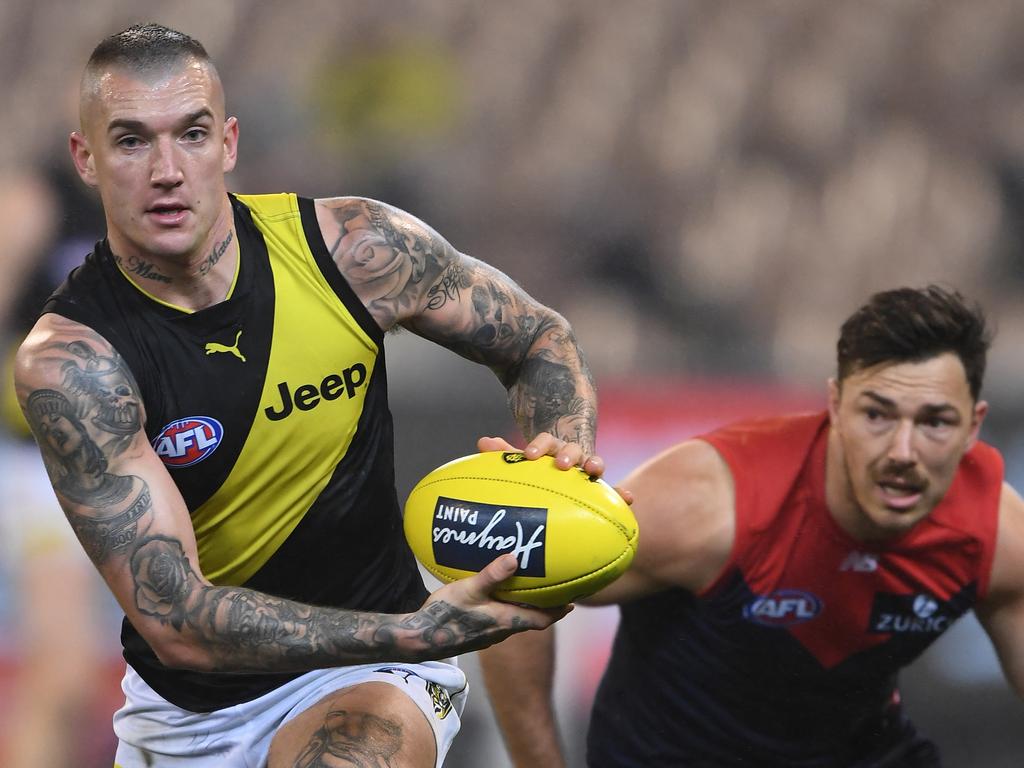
13, 24, 603, 768
481, 285, 1024, 767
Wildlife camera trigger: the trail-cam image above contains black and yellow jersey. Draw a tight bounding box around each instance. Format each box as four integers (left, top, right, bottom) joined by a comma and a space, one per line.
42, 193, 428, 712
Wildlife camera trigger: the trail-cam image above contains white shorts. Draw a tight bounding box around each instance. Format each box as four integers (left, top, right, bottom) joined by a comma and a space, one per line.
113, 660, 467, 768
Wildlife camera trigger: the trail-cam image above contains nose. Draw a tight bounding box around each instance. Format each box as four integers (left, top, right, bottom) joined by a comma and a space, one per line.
887, 419, 916, 465
150, 136, 184, 188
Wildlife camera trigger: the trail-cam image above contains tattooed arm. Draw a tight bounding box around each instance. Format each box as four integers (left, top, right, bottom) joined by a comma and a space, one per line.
13, 315, 565, 673
315, 197, 598, 456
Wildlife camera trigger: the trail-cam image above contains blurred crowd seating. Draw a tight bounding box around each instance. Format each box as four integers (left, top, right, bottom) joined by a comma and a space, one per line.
4, 0, 1024, 392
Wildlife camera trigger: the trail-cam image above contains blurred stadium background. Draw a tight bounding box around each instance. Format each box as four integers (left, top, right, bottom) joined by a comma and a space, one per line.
2, 0, 1024, 765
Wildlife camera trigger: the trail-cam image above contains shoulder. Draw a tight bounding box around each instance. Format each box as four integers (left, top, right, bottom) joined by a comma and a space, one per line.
586, 439, 735, 604
986, 482, 1024, 601
313, 196, 447, 253
15, 314, 141, 411
310, 196, 459, 330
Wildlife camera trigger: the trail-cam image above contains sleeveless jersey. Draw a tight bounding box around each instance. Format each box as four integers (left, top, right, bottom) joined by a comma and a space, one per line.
588, 412, 1002, 767
43, 193, 428, 712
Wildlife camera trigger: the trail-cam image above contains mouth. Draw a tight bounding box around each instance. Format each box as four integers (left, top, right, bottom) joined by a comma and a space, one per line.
146, 203, 190, 226
875, 478, 925, 510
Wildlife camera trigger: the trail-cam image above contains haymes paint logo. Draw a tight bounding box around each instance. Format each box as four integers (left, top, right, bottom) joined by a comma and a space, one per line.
432, 495, 547, 576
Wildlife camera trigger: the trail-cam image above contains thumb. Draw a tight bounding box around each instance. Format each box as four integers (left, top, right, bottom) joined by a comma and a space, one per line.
465, 553, 519, 599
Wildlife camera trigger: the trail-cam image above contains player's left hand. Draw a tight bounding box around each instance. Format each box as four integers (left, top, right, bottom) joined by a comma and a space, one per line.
477, 432, 605, 478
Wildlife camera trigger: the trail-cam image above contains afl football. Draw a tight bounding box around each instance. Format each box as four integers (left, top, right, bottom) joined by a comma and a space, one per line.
404, 451, 638, 607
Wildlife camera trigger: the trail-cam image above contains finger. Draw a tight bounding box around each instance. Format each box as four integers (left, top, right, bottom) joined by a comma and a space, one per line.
523, 432, 561, 459
553, 442, 584, 470
581, 453, 606, 478
477, 435, 518, 453
613, 485, 635, 505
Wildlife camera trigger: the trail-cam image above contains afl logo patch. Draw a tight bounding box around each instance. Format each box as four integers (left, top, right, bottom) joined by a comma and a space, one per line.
743, 589, 822, 627
152, 417, 224, 468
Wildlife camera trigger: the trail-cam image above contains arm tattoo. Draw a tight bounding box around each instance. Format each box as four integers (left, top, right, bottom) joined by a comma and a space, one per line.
324, 199, 453, 326
25, 365, 151, 565
23, 325, 522, 673
127, 533, 504, 670
414, 257, 598, 452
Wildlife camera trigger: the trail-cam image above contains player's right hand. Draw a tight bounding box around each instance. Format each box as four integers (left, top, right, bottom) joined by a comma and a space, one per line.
407, 554, 572, 659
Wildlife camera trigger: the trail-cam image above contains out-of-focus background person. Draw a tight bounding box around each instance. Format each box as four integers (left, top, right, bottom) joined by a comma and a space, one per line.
2, 1, 1024, 766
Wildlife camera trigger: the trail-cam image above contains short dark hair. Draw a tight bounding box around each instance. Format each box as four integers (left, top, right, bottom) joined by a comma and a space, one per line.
836, 285, 992, 400
86, 23, 209, 76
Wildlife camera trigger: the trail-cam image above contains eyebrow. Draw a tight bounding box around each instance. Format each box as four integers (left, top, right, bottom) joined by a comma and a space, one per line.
107, 108, 215, 134
859, 389, 958, 415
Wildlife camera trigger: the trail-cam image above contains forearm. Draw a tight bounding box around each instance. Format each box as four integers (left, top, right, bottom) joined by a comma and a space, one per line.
131, 536, 498, 673
507, 312, 597, 454
479, 628, 566, 768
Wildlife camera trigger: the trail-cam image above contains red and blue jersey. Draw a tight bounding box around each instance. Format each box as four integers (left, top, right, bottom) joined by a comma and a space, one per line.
588, 412, 1002, 767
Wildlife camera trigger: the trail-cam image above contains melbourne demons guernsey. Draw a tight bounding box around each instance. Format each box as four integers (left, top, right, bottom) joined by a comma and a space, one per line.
43, 193, 428, 712
588, 412, 1002, 767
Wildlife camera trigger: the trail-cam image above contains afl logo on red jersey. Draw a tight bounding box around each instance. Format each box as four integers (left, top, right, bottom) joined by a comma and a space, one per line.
744, 589, 823, 627
152, 417, 224, 468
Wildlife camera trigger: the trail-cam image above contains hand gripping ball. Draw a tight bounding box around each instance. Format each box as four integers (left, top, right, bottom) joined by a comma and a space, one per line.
404, 451, 638, 607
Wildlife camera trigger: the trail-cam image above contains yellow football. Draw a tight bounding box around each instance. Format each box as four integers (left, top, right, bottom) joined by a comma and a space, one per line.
403, 451, 638, 607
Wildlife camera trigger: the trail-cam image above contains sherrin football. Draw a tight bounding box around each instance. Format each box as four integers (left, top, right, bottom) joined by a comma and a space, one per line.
403, 451, 638, 607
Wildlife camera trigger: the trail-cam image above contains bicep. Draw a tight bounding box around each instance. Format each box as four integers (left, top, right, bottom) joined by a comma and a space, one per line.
14, 316, 208, 643
977, 482, 1024, 697
582, 440, 735, 605
315, 196, 560, 375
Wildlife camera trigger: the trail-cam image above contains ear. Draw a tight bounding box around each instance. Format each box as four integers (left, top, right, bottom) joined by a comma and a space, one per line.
221, 116, 239, 173
69, 131, 98, 187
966, 399, 989, 451
827, 377, 841, 429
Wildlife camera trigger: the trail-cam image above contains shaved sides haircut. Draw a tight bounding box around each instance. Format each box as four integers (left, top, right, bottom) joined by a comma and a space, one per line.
85, 23, 209, 77
79, 23, 222, 129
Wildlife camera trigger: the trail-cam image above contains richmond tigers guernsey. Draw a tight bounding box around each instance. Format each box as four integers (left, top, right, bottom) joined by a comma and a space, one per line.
588, 412, 1002, 767
42, 193, 429, 712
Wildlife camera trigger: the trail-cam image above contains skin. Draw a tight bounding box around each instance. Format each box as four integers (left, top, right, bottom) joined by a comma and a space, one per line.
479, 353, 1024, 767
17, 53, 601, 767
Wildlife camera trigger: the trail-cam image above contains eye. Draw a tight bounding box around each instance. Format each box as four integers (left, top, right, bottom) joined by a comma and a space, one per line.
117, 135, 143, 149
182, 128, 207, 142
864, 407, 883, 421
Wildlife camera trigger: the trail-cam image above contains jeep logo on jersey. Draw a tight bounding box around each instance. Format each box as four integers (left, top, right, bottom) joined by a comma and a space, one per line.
431, 495, 547, 576
869, 592, 956, 635
264, 363, 368, 421
743, 589, 823, 626
152, 417, 224, 468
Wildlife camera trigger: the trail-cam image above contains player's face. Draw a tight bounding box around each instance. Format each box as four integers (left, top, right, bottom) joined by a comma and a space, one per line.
826, 353, 987, 540
70, 60, 238, 265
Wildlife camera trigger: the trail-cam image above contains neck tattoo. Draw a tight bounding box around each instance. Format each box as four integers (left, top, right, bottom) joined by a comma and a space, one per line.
199, 231, 235, 277
117, 254, 173, 284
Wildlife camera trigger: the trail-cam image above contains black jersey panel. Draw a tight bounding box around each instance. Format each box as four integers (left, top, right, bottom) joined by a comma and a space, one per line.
587, 573, 967, 766
297, 195, 385, 346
